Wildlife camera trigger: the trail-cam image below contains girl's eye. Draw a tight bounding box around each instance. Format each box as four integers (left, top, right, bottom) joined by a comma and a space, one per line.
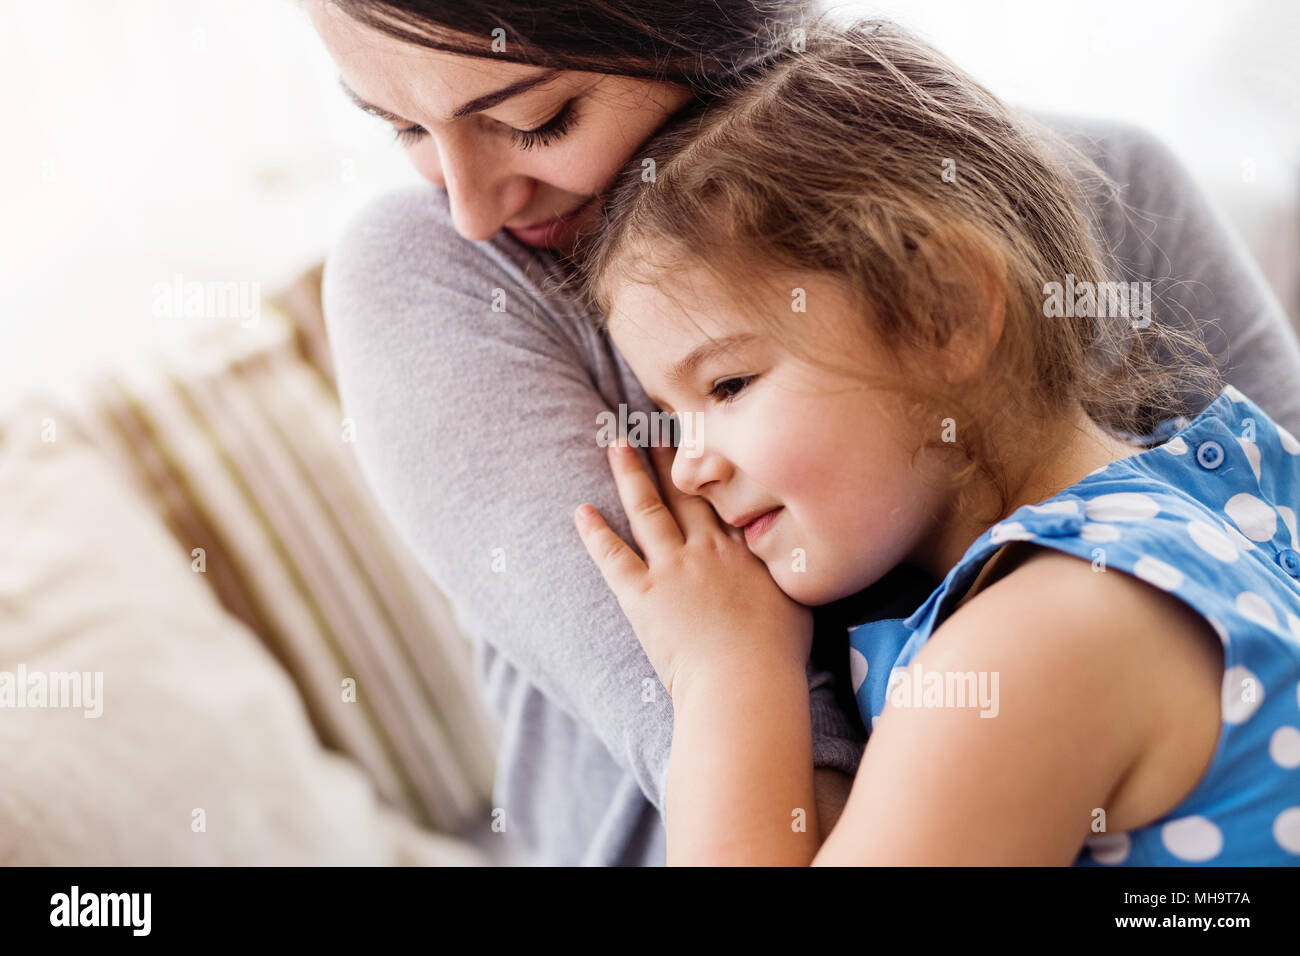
509, 100, 578, 151
709, 376, 755, 404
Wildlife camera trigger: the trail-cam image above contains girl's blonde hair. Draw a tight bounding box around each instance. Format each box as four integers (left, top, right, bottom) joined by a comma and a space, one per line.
565, 17, 1220, 523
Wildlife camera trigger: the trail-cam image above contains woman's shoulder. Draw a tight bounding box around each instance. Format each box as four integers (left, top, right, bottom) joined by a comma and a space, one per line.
322, 184, 612, 383
324, 183, 586, 327
330, 183, 529, 271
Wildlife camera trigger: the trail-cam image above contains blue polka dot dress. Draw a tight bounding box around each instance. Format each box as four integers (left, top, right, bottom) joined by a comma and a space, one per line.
847, 385, 1300, 865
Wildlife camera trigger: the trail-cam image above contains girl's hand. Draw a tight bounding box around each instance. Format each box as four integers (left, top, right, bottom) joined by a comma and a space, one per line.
573, 441, 813, 698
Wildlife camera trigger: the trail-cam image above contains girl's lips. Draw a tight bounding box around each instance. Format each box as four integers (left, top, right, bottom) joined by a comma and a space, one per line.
505, 198, 596, 248
743, 507, 782, 546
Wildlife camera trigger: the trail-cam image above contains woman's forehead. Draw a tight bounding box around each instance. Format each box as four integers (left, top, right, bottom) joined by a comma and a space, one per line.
309, 1, 559, 117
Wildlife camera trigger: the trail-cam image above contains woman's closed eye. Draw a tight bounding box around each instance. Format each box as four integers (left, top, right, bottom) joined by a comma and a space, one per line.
392, 99, 579, 151
509, 99, 578, 150
709, 375, 756, 404
393, 123, 427, 147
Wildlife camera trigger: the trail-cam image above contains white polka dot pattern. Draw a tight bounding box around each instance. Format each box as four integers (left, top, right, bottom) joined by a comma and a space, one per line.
1222, 665, 1264, 723
1224, 493, 1277, 542
1134, 555, 1183, 590
845, 386, 1300, 865
1161, 816, 1223, 862
1085, 493, 1160, 522
849, 646, 868, 695
1269, 726, 1300, 769
1272, 808, 1300, 855
1085, 832, 1131, 865
1187, 520, 1238, 562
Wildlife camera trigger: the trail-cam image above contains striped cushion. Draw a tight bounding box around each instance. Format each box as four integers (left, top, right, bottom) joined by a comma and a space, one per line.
59, 267, 498, 835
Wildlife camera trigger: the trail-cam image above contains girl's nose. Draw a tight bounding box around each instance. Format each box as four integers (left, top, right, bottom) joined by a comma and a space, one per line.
670, 444, 731, 497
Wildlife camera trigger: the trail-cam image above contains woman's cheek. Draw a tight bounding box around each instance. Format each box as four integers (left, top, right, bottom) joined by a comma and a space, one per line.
545, 133, 638, 198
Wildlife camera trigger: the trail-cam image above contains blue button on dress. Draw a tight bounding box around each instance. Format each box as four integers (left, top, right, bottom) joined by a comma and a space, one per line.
847, 385, 1300, 864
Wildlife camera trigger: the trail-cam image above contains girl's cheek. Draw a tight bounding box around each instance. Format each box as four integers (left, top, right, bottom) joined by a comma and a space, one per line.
758, 422, 837, 495
740, 426, 803, 490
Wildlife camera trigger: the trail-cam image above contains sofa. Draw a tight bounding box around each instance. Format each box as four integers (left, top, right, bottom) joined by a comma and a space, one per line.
0, 265, 507, 865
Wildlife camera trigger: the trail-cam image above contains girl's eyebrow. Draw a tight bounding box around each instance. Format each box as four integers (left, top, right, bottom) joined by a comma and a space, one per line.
339, 68, 563, 126
666, 333, 760, 388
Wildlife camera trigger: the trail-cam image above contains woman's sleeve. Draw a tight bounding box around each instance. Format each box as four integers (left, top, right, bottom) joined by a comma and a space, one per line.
1044, 114, 1300, 434
320, 185, 866, 816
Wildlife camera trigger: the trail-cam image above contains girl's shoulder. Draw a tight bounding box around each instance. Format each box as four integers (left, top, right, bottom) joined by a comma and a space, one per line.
941, 383, 1300, 664
924, 384, 1300, 860
930, 538, 1226, 836
854, 386, 1300, 862
840, 540, 1224, 863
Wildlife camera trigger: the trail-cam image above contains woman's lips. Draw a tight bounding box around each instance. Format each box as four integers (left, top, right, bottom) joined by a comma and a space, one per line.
743, 507, 782, 546
505, 198, 596, 248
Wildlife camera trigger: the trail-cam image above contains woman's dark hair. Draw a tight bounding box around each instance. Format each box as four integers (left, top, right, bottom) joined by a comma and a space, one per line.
325, 0, 820, 96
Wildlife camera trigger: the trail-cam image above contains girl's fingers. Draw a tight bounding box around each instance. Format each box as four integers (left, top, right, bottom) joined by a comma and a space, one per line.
649, 443, 719, 532
574, 504, 648, 588
606, 441, 685, 556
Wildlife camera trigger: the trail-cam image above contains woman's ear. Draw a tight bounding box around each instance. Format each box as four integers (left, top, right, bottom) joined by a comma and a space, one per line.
908, 222, 1007, 386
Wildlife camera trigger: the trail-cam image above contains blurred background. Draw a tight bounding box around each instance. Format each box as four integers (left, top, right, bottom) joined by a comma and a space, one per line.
1, 0, 1296, 409
0, 0, 1296, 867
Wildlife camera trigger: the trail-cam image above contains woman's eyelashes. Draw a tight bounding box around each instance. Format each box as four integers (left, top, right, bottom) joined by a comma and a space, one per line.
393, 124, 427, 147
510, 99, 578, 151
709, 375, 756, 404
391, 100, 579, 151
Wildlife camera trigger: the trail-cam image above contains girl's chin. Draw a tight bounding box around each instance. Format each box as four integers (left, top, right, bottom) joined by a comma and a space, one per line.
771, 568, 864, 609
769, 571, 824, 608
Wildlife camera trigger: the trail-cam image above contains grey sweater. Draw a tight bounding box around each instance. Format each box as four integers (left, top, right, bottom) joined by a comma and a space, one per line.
321, 114, 1300, 865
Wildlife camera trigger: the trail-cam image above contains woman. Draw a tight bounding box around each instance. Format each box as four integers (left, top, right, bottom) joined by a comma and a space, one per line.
306, 0, 1300, 865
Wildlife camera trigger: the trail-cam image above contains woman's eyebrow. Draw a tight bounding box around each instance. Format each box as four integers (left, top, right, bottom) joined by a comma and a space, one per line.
340, 80, 412, 123
449, 68, 563, 119
339, 68, 563, 125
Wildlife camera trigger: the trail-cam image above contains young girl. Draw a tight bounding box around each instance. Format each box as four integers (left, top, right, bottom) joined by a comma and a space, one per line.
568, 19, 1300, 865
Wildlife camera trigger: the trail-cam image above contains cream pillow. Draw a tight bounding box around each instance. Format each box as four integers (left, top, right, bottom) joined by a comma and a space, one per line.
0, 396, 486, 865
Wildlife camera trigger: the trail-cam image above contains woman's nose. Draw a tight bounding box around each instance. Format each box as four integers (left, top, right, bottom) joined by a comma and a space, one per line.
416, 133, 531, 242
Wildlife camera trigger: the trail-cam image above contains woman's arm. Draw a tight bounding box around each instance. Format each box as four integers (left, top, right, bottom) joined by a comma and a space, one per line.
321, 185, 865, 832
